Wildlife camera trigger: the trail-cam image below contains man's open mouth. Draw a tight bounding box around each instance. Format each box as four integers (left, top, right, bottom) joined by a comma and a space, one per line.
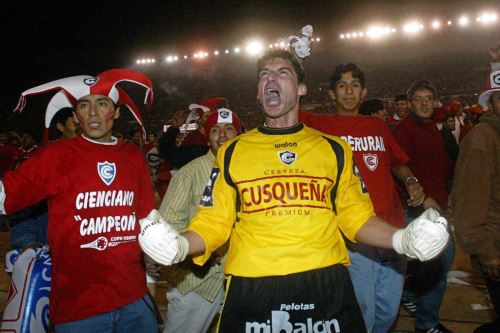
265, 88, 281, 106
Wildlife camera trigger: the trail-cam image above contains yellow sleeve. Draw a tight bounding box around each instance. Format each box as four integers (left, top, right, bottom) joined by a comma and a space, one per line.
187, 141, 238, 265
334, 140, 375, 241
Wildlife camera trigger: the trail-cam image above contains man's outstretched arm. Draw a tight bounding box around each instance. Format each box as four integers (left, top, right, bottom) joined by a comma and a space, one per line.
356, 208, 449, 262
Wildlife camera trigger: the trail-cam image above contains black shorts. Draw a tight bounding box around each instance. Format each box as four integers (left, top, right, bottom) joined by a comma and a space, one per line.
218, 264, 366, 333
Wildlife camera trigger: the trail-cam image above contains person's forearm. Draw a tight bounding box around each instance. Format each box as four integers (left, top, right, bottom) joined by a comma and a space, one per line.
392, 164, 414, 185
355, 216, 398, 249
182, 230, 206, 256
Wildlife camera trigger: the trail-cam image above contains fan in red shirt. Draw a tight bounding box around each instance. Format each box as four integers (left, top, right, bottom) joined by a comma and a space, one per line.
0, 69, 158, 333
301, 63, 438, 333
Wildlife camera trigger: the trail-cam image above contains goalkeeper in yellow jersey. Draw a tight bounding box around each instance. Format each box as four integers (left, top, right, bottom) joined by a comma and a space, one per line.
138, 39, 449, 332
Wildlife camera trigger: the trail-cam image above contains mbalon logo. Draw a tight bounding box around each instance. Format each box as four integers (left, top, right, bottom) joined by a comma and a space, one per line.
245, 310, 340, 333
279, 151, 297, 165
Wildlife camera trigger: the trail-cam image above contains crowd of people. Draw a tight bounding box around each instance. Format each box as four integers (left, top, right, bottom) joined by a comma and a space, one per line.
0, 31, 498, 333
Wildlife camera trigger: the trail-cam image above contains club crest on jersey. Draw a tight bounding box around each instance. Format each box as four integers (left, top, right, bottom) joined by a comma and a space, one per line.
97, 161, 116, 186
279, 151, 297, 165
363, 153, 378, 171
83, 77, 98, 86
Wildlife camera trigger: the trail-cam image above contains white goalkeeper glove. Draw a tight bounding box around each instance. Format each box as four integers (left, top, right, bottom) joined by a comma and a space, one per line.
138, 209, 189, 266
392, 208, 449, 261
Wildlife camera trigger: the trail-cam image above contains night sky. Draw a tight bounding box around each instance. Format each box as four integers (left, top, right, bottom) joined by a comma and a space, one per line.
1, 0, 498, 127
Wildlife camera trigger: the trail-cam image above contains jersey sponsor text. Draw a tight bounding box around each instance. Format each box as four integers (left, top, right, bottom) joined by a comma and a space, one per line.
239, 176, 332, 212
245, 310, 340, 333
340, 135, 385, 152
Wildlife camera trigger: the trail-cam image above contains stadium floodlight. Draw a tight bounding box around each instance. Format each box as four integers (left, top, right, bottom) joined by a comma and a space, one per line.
214, 50, 219, 55
340, 34, 345, 39
458, 15, 469, 26
204, 52, 209, 57
136, 59, 141, 64
477, 12, 498, 24
165, 55, 178, 63
403, 21, 424, 34
269, 44, 273, 48
366, 26, 392, 39
359, 32, 364, 37
447, 20, 452, 25
184, 55, 188, 59
316, 37, 320, 42
152, 59, 155, 63
225, 49, 229, 54
346, 33, 351, 39
352, 32, 358, 38
245, 40, 264, 55
234, 47, 241, 54
431, 20, 441, 29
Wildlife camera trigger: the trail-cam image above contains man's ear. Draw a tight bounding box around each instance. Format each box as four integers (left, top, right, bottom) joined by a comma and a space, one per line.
298, 83, 307, 96
328, 89, 336, 101
361, 87, 368, 100
56, 122, 65, 134
114, 106, 120, 119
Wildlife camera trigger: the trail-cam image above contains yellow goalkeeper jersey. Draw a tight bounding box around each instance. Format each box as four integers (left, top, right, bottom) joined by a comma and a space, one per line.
187, 123, 375, 277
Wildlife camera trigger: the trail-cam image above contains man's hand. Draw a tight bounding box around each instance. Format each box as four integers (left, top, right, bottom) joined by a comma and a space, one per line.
139, 209, 189, 266
406, 179, 425, 207
392, 208, 449, 261
422, 196, 443, 214
171, 110, 186, 128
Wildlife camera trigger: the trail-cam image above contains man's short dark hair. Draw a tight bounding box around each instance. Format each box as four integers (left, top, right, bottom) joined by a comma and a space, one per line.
444, 113, 455, 121
406, 80, 438, 100
360, 99, 384, 116
257, 50, 306, 84
330, 63, 365, 89
394, 94, 407, 102
129, 128, 142, 139
50, 107, 75, 129
49, 107, 75, 140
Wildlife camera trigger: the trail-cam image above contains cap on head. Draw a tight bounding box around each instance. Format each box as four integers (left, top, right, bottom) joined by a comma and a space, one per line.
204, 108, 241, 135
14, 69, 153, 140
447, 100, 462, 113
478, 70, 500, 108
201, 97, 229, 112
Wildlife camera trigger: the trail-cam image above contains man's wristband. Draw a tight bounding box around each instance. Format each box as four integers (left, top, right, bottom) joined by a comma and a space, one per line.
405, 176, 419, 187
